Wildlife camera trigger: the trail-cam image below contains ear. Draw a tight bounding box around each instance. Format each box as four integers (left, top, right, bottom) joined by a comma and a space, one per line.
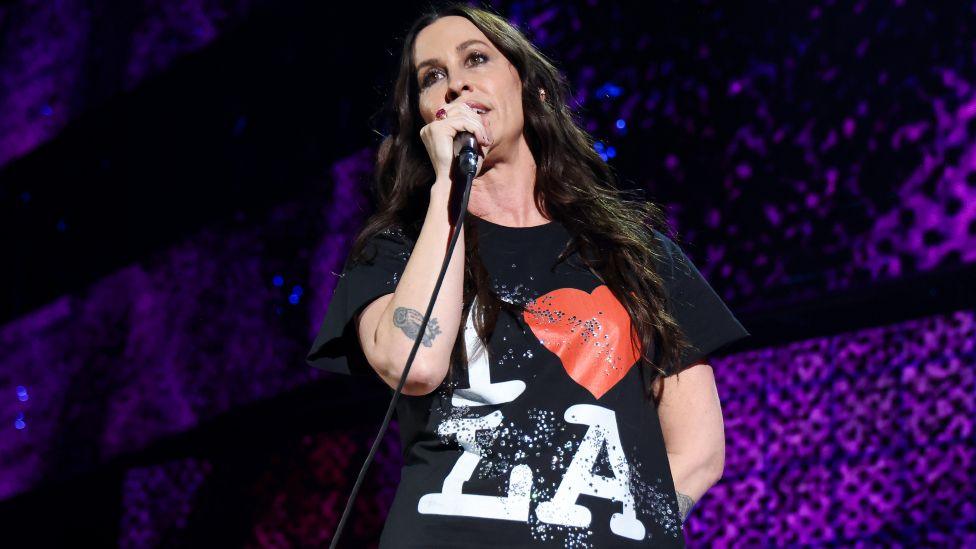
539, 88, 547, 102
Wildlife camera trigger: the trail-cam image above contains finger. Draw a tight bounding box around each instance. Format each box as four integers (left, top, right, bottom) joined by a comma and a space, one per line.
452, 109, 491, 147
434, 109, 488, 146
460, 111, 491, 147
461, 104, 493, 146
446, 114, 491, 148
435, 103, 490, 145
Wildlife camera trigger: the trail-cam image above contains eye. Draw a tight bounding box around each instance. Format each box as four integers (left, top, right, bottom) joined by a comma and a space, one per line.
468, 51, 488, 65
419, 51, 489, 90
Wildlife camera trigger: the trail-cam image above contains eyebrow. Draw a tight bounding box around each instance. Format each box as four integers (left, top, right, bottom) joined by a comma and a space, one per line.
415, 39, 491, 75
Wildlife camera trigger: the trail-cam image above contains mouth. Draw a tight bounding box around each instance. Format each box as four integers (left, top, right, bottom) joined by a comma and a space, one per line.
464, 101, 490, 115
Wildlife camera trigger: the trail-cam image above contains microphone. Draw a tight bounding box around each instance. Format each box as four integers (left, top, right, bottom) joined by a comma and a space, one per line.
453, 131, 480, 177
329, 128, 480, 549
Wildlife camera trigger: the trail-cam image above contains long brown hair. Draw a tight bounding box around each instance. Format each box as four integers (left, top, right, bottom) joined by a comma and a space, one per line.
349, 2, 694, 405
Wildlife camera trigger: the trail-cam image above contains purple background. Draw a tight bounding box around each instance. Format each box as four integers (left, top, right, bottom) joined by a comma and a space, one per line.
1, 0, 974, 546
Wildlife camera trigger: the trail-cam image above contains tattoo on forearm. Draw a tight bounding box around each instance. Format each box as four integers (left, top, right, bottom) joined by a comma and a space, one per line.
676, 491, 696, 524
393, 307, 442, 347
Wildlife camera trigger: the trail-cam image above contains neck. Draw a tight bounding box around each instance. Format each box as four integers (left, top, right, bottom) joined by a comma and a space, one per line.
467, 135, 549, 227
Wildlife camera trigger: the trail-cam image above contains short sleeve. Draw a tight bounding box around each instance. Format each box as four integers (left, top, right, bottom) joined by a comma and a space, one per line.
306, 228, 414, 376
652, 229, 751, 374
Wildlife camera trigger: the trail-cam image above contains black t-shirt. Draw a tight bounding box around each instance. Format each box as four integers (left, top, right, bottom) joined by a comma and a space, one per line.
307, 216, 750, 548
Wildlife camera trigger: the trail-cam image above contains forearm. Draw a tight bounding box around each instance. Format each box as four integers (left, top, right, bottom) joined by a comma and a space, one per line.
667, 451, 723, 524
375, 184, 464, 389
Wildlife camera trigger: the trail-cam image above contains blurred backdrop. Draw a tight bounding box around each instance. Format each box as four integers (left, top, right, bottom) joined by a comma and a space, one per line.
0, 0, 974, 546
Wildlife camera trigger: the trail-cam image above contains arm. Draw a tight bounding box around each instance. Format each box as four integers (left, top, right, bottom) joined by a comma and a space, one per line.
356, 181, 464, 395
657, 361, 726, 524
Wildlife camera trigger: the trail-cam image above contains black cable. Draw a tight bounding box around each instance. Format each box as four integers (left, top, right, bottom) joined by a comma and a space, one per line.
328, 144, 479, 548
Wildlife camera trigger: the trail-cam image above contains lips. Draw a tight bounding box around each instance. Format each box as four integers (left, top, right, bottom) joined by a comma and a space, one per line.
464, 101, 490, 114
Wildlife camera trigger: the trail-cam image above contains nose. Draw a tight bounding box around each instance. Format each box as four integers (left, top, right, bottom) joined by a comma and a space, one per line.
445, 77, 471, 103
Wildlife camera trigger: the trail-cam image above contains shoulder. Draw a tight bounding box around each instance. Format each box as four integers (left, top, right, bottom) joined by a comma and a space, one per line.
373, 224, 416, 247
379, 223, 415, 240
648, 227, 679, 251
647, 227, 681, 271
352, 224, 415, 262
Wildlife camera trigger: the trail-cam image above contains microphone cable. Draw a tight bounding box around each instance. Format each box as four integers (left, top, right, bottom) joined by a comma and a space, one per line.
328, 133, 480, 548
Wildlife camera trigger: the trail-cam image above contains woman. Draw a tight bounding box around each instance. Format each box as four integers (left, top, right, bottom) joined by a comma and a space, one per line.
307, 4, 750, 547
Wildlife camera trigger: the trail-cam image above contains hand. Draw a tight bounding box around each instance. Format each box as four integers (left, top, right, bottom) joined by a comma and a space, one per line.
419, 102, 493, 184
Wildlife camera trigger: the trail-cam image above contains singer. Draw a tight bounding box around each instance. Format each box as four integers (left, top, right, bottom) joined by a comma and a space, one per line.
307, 3, 749, 547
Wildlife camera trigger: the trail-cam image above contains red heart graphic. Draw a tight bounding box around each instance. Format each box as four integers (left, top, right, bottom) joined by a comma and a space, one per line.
522, 285, 642, 399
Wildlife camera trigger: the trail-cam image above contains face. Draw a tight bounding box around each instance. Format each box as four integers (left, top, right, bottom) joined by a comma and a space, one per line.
413, 16, 524, 154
